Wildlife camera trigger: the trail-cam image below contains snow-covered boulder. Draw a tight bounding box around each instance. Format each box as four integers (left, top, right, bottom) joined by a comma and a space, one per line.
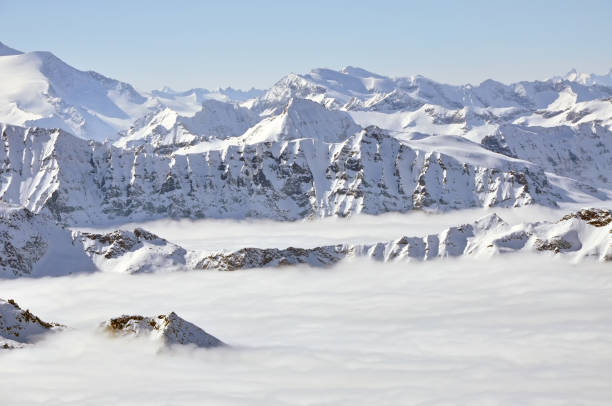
101, 313, 225, 348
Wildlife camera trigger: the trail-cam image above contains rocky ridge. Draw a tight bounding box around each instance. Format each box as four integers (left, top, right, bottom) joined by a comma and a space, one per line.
197, 208, 612, 270
1, 204, 608, 277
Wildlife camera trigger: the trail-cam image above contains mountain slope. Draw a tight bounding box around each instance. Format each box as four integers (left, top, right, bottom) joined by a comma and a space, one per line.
254, 66, 612, 114
563, 68, 612, 87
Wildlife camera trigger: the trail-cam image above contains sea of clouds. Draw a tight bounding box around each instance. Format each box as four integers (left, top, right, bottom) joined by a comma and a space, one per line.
1, 253, 611, 405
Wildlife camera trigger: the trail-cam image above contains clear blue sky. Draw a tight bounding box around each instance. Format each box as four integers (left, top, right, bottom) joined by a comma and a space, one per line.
2, 0, 611, 91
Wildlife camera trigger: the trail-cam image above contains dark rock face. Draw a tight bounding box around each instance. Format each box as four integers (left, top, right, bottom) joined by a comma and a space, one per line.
561, 208, 612, 227
535, 238, 573, 253
197, 245, 347, 271
0, 208, 50, 276
481, 134, 518, 158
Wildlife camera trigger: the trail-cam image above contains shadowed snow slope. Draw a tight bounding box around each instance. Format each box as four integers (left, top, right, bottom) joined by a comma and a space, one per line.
0, 298, 63, 349
0, 202, 186, 277
0, 204, 94, 278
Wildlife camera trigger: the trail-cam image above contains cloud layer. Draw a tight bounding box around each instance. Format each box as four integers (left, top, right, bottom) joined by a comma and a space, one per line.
1, 255, 611, 405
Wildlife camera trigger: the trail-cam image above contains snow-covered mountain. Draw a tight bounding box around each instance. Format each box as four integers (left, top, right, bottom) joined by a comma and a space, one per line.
0, 40, 611, 248
123, 65, 612, 189
563, 68, 612, 88
151, 86, 263, 106
0, 200, 192, 277
79, 228, 188, 274
0, 204, 95, 278
0, 41, 22, 56
0, 42, 262, 142
252, 66, 612, 113
0, 42, 154, 141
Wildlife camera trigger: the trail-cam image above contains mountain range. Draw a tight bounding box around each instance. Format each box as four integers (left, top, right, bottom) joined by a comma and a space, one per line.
0, 40, 610, 275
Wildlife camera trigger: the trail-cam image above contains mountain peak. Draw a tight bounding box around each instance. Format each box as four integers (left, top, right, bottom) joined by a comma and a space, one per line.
562, 67, 612, 86
101, 312, 225, 348
341, 66, 385, 79
159, 85, 176, 93
0, 41, 23, 56
242, 97, 361, 144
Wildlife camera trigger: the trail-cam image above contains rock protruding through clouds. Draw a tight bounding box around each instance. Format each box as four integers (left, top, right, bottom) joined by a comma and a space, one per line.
0, 298, 63, 349
101, 313, 225, 348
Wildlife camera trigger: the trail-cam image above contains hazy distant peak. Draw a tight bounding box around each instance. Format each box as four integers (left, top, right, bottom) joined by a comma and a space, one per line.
0, 41, 23, 56
563, 67, 612, 87
341, 66, 386, 79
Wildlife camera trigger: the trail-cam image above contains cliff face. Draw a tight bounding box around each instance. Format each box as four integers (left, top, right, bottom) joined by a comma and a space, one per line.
0, 123, 571, 226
